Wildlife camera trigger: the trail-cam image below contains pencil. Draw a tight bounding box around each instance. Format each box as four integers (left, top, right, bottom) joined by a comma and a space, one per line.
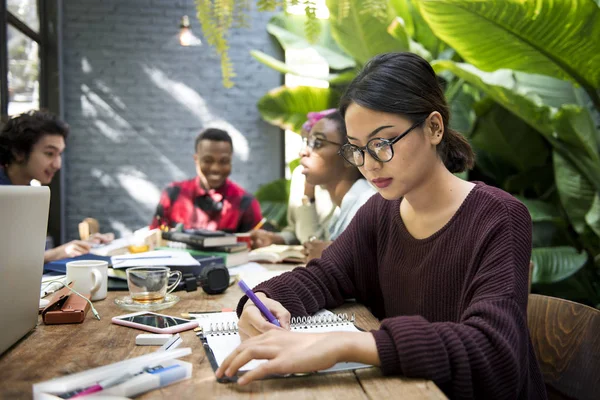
251, 217, 267, 231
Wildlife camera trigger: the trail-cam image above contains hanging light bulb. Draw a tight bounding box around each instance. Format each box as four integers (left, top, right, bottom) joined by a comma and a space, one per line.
179, 15, 202, 47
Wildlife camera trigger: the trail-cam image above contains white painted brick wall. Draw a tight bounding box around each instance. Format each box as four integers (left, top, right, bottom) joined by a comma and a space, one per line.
62, 0, 282, 239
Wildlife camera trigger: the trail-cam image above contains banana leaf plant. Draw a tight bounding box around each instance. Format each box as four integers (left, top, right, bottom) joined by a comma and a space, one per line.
252, 0, 600, 306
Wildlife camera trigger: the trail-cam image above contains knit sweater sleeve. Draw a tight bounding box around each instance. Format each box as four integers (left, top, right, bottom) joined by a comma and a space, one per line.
372, 199, 533, 399
236, 196, 377, 317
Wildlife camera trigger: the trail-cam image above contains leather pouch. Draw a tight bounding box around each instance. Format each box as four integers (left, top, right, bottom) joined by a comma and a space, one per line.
42, 286, 90, 324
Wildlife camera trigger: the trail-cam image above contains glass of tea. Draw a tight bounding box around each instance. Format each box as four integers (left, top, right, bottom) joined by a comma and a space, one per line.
126, 266, 182, 304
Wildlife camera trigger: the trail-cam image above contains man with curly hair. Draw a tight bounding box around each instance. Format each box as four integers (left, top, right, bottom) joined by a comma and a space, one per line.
0, 110, 113, 262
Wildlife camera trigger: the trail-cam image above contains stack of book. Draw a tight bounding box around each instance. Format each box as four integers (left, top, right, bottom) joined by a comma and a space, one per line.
161, 230, 249, 268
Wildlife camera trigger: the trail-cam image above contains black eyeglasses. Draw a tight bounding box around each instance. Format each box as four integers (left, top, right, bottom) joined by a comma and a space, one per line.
302, 135, 343, 151
338, 119, 425, 167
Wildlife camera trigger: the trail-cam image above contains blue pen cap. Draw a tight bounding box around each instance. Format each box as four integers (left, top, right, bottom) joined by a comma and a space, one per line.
148, 364, 186, 386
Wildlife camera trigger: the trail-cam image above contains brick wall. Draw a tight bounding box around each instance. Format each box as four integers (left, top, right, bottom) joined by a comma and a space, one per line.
62, 0, 282, 240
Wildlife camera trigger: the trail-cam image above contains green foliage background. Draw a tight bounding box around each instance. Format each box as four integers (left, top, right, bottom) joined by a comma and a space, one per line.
197, 0, 600, 307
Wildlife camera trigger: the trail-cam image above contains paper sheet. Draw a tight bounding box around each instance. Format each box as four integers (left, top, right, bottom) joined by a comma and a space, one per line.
111, 250, 200, 268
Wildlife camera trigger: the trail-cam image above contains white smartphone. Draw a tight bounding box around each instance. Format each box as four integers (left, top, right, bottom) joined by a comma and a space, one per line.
111, 311, 199, 334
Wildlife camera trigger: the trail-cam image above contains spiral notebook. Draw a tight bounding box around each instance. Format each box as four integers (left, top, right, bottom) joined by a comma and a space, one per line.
194, 310, 371, 381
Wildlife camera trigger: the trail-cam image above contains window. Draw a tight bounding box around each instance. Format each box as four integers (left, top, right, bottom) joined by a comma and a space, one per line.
1, 0, 41, 118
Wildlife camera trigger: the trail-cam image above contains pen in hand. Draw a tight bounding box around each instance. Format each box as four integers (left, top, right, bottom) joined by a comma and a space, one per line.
238, 279, 281, 327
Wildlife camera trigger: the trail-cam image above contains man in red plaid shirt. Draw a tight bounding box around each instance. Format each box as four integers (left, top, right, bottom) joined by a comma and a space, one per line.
150, 128, 262, 233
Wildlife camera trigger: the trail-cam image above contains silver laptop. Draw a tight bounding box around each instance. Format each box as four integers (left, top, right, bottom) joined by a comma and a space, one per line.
0, 186, 50, 354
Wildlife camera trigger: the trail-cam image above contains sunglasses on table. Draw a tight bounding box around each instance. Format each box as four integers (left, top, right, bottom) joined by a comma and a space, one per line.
338, 119, 425, 167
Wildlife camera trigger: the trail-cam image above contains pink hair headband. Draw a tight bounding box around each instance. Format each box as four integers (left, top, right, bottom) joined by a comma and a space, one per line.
302, 108, 337, 133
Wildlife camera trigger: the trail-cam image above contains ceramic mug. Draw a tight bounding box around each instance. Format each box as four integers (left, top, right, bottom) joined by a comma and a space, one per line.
66, 260, 108, 301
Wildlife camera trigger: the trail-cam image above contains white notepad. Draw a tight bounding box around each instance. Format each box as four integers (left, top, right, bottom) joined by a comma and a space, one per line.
194, 310, 371, 379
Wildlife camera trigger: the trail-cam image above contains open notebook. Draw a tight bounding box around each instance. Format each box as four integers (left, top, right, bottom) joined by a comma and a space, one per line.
194, 310, 371, 382
248, 245, 306, 264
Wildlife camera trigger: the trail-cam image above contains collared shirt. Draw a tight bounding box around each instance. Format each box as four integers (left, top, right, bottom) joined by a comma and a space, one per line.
328, 179, 376, 240
0, 167, 12, 185
150, 177, 263, 233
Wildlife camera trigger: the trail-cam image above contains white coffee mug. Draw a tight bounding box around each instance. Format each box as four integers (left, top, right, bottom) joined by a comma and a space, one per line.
66, 260, 108, 301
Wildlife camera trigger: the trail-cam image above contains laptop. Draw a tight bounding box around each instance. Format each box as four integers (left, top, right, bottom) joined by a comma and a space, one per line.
0, 186, 50, 354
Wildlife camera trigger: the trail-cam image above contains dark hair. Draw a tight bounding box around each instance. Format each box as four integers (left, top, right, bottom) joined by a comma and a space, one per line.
194, 128, 233, 153
321, 110, 347, 141
339, 52, 474, 173
0, 110, 69, 166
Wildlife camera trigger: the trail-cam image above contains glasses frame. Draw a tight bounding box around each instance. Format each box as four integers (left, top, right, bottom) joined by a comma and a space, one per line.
338, 119, 426, 167
302, 135, 344, 151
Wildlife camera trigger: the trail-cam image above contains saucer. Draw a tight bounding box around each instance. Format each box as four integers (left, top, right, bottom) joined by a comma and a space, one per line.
114, 293, 180, 311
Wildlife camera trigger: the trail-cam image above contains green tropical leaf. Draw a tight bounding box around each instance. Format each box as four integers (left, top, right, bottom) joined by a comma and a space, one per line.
531, 247, 588, 285
470, 101, 549, 172
554, 152, 599, 235
445, 79, 479, 136
257, 86, 341, 133
327, 0, 404, 65
255, 179, 291, 229
288, 157, 301, 174
389, 0, 444, 57
387, 17, 432, 61
250, 50, 355, 84
327, 69, 358, 86
433, 61, 600, 193
515, 196, 563, 224
386, 17, 410, 48
418, 0, 600, 100
266, 12, 355, 70
585, 194, 600, 238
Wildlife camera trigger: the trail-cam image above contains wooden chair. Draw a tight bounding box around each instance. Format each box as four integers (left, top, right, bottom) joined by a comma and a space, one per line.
527, 294, 600, 400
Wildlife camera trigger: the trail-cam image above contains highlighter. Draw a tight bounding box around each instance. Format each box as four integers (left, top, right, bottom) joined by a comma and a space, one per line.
238, 279, 281, 327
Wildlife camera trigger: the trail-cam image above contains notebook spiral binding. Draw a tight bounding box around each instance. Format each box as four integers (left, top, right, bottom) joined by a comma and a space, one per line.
205, 313, 355, 336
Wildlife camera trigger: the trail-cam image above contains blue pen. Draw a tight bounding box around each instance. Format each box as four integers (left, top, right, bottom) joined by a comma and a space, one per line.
238, 279, 281, 327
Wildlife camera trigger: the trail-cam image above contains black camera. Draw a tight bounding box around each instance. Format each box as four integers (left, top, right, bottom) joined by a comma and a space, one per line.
169, 257, 230, 295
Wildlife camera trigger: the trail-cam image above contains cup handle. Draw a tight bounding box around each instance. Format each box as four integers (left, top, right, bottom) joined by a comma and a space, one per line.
166, 271, 182, 294
90, 269, 102, 294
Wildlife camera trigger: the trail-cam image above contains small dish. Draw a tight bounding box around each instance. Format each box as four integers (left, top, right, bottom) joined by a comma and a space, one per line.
114, 293, 180, 311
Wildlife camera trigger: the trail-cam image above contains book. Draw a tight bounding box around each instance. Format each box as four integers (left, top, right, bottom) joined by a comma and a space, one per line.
248, 244, 306, 264
194, 310, 371, 381
43, 254, 112, 274
162, 231, 237, 248
111, 250, 201, 269
166, 241, 248, 254
157, 246, 249, 268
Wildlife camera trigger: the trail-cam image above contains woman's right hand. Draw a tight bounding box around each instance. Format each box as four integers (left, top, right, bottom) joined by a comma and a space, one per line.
250, 230, 285, 249
250, 229, 274, 249
238, 292, 291, 340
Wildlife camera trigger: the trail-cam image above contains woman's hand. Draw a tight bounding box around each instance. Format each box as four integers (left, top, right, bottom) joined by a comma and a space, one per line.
88, 232, 115, 244
238, 292, 291, 340
216, 330, 342, 384
303, 240, 332, 261
250, 230, 285, 249
44, 240, 92, 262
304, 181, 315, 199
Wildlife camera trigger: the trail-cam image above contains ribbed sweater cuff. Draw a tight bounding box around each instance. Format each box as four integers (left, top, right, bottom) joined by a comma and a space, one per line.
372, 329, 402, 375
236, 281, 308, 318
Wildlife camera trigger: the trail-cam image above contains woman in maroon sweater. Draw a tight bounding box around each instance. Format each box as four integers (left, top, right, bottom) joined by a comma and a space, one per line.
216, 53, 546, 399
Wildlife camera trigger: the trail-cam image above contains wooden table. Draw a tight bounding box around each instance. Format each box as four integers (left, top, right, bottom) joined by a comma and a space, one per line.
0, 264, 446, 399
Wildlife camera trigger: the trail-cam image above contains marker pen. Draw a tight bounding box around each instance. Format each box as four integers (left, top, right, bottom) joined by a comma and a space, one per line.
99, 364, 186, 397
59, 374, 132, 399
